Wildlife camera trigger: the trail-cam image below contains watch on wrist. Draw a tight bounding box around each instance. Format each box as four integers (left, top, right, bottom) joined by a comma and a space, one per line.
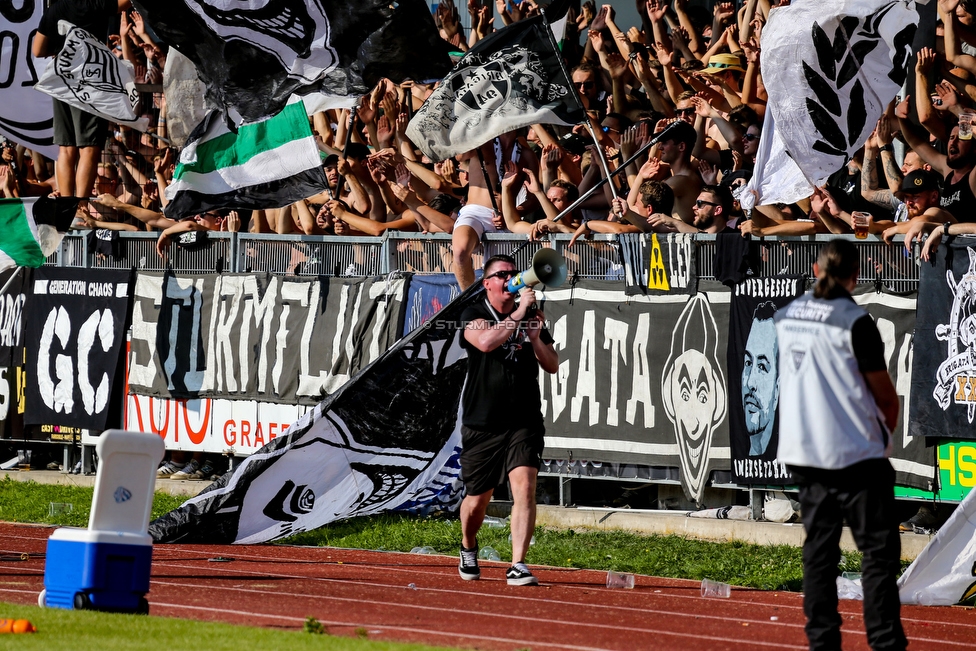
944, 222, 952, 237
879, 144, 893, 153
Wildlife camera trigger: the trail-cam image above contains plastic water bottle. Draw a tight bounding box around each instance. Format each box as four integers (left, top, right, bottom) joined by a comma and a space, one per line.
0, 620, 36, 634
409, 546, 436, 555
483, 516, 506, 529
479, 547, 501, 562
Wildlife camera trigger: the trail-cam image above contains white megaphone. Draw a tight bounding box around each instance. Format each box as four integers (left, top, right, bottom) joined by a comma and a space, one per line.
505, 249, 568, 293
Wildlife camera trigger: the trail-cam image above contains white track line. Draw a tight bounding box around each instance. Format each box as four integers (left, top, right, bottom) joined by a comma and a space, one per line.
149, 599, 809, 651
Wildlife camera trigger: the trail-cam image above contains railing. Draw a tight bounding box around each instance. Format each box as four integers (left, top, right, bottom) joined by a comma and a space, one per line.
46, 231, 922, 291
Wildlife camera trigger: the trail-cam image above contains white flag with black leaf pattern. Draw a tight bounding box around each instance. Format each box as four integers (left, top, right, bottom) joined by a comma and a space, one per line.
760, 0, 920, 187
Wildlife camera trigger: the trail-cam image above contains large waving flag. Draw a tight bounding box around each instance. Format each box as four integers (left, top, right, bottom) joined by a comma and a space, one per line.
760, 0, 918, 188
0, 197, 78, 272
406, 12, 585, 162
34, 21, 149, 132
148, 283, 480, 544
163, 98, 326, 220
132, 0, 453, 123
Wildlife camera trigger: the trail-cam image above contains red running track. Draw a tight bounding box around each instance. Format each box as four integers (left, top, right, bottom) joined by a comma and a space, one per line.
0, 522, 973, 650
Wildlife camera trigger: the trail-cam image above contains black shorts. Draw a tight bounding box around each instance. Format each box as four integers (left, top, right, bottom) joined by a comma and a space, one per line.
53, 99, 108, 147
459, 425, 544, 496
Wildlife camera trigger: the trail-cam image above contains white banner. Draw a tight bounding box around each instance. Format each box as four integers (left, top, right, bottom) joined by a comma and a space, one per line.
0, 1, 58, 158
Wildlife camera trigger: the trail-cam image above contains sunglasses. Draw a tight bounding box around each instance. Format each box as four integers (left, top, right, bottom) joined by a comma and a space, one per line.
486, 269, 517, 281
675, 108, 696, 116
742, 133, 759, 141
574, 81, 595, 89
696, 199, 721, 208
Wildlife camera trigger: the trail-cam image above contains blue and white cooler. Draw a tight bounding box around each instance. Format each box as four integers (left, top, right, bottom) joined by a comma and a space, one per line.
40, 430, 164, 613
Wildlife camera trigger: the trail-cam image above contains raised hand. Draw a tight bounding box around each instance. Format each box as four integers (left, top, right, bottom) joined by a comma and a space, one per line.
500, 160, 522, 188
697, 159, 718, 185
523, 167, 542, 194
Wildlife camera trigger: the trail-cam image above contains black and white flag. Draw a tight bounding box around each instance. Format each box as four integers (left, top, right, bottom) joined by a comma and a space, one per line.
149, 282, 481, 544
24, 268, 132, 430
405, 13, 585, 162
35, 21, 149, 131
760, 0, 917, 187
132, 0, 452, 123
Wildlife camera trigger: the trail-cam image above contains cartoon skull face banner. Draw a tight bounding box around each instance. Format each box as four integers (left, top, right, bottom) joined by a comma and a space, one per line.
661, 294, 728, 504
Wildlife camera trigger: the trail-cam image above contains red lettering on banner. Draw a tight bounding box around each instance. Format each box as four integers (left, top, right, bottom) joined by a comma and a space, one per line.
181, 399, 211, 445
148, 397, 170, 440
268, 422, 277, 440
241, 420, 251, 447
253, 422, 265, 447
223, 420, 236, 446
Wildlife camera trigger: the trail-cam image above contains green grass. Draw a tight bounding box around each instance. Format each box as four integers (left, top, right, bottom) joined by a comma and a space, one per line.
282, 512, 817, 591
0, 602, 453, 651
1, 477, 883, 592
0, 477, 184, 528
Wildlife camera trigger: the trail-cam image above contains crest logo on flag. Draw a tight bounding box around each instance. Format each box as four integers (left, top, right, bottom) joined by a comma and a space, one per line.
448, 46, 570, 121
933, 248, 976, 422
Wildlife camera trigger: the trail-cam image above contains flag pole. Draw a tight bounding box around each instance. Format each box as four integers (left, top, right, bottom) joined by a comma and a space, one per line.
549, 120, 682, 224
539, 6, 621, 214
475, 147, 502, 216
0, 267, 22, 297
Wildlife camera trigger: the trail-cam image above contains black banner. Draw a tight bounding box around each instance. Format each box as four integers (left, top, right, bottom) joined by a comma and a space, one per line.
728, 277, 804, 485
0, 268, 29, 439
856, 286, 933, 490
127, 273, 406, 405
24, 268, 132, 430
539, 279, 730, 504
911, 238, 976, 445
620, 233, 698, 297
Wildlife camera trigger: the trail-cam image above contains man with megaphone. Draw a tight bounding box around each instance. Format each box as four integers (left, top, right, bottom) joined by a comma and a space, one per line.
457, 253, 560, 586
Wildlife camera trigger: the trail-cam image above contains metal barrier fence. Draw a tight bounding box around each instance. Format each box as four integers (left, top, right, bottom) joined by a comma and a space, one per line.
48, 231, 921, 291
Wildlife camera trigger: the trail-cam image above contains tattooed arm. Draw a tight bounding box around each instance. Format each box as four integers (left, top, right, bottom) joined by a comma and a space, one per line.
861, 140, 899, 212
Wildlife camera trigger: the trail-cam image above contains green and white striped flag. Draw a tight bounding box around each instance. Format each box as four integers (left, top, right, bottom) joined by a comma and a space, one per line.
0, 197, 78, 272
164, 98, 327, 220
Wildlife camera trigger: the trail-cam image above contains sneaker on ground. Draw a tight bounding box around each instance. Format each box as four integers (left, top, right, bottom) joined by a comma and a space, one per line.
188, 461, 217, 481
458, 546, 480, 581
899, 505, 938, 533
506, 563, 538, 586
170, 460, 200, 480
156, 460, 181, 478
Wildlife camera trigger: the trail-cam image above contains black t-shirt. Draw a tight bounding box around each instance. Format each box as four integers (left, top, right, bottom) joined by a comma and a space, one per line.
460, 298, 554, 431
38, 0, 118, 52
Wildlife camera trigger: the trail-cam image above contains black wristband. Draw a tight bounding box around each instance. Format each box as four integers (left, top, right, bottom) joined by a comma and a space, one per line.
944, 221, 952, 238
879, 144, 893, 153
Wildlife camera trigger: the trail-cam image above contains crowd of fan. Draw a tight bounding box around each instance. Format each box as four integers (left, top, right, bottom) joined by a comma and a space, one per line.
5, 0, 976, 288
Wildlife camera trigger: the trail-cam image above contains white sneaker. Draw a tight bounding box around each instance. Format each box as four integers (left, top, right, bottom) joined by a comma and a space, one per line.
156, 460, 181, 478
170, 460, 200, 480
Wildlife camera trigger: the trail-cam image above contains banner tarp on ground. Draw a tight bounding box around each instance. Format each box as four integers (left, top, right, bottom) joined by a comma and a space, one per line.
149, 280, 474, 544
24, 267, 132, 430
127, 273, 406, 405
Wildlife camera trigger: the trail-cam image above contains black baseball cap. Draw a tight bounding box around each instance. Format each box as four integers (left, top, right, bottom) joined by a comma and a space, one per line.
897, 169, 940, 197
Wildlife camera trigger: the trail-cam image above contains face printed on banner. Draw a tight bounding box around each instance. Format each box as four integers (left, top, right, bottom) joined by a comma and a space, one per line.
741, 312, 779, 456
662, 295, 727, 504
